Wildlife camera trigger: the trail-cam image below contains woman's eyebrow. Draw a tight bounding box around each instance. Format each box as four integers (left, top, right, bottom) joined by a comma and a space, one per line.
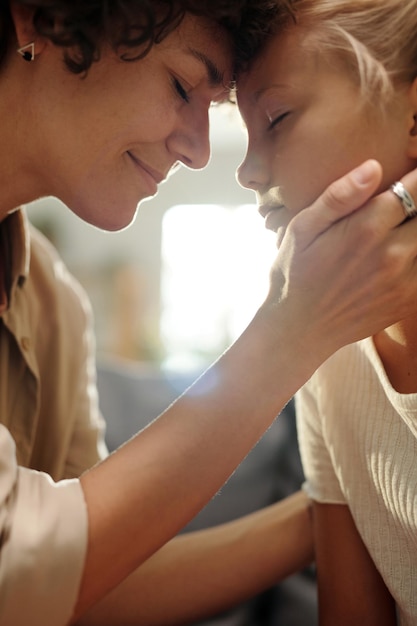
187, 48, 225, 87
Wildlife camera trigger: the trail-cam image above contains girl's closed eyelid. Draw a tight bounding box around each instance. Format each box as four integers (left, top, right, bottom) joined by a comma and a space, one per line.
268, 111, 290, 130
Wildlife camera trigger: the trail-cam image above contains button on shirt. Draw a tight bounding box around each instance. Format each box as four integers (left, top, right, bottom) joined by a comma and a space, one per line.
0, 209, 107, 625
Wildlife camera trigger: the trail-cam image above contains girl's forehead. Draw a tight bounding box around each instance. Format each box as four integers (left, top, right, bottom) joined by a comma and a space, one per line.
237, 29, 307, 95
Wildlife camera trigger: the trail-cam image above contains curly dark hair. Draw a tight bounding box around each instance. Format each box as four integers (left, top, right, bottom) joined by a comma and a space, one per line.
0, 1, 293, 75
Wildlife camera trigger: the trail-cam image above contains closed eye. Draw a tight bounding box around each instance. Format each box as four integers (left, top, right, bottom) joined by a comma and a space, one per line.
173, 77, 190, 103
268, 111, 290, 130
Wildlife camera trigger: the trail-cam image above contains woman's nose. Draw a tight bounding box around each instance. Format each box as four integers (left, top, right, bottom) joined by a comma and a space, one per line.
168, 106, 211, 170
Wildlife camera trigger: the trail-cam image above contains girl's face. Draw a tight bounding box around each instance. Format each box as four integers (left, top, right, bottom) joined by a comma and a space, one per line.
237, 25, 417, 239
23, 15, 231, 230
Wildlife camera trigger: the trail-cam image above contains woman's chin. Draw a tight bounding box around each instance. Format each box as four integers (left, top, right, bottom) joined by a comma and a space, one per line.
72, 202, 139, 232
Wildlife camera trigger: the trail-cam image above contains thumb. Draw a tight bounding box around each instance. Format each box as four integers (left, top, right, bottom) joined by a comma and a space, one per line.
299, 159, 383, 235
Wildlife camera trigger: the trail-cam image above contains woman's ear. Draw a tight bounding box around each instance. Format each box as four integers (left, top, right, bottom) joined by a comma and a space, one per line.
10, 1, 46, 58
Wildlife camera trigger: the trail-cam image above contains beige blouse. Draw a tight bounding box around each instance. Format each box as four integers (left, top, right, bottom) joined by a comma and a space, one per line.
0, 209, 107, 625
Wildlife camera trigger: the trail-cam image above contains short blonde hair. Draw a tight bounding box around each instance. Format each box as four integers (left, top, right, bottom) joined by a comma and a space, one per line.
273, 0, 417, 103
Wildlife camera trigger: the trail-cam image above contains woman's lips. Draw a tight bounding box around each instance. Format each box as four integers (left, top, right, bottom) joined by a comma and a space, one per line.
127, 152, 164, 194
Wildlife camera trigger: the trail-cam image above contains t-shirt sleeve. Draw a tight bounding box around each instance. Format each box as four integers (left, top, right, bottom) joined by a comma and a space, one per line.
296, 378, 346, 505
0, 425, 87, 626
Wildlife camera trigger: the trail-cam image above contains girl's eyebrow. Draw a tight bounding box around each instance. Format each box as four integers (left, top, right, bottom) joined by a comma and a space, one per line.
187, 48, 225, 87
254, 84, 289, 103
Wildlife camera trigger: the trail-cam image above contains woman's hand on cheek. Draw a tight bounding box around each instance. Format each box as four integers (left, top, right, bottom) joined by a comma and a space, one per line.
264, 160, 417, 363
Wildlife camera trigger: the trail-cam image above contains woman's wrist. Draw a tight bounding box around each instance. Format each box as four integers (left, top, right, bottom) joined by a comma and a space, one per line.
251, 299, 328, 389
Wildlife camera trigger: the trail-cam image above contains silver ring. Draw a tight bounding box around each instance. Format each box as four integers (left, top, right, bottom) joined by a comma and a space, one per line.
390, 181, 417, 220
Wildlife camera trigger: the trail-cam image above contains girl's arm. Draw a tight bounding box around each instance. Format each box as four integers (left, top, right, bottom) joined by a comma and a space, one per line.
76, 491, 312, 626
313, 502, 396, 625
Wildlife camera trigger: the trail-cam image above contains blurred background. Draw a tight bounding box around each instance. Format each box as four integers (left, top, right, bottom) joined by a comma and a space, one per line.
27, 104, 317, 626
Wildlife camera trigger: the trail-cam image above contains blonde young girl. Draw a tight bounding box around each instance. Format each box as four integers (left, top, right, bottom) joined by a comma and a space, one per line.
237, 1, 417, 624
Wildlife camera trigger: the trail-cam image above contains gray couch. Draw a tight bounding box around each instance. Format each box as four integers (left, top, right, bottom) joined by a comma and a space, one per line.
96, 359, 317, 626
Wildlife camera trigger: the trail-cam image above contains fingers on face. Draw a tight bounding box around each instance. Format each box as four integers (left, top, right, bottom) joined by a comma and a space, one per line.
305, 160, 383, 236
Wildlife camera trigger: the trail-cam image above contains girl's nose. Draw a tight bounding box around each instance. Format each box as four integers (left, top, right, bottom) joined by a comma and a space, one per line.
236, 150, 269, 192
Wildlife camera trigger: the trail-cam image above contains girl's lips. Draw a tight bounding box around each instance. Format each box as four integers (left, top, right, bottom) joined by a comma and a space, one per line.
258, 205, 286, 232
258, 203, 285, 218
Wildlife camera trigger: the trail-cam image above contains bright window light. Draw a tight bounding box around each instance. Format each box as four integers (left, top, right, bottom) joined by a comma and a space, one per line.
161, 204, 277, 370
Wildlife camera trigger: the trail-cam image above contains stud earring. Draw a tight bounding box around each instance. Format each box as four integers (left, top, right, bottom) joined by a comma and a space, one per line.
17, 42, 35, 62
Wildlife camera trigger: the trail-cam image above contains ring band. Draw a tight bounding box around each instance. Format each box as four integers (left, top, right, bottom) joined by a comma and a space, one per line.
390, 181, 417, 220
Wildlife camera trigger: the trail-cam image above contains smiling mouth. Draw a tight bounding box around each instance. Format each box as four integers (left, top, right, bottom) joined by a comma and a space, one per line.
127, 152, 165, 186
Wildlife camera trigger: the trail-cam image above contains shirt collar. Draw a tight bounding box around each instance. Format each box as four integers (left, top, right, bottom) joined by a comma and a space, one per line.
0, 209, 30, 312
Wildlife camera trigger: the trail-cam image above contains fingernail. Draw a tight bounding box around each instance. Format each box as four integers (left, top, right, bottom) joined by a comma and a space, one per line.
351, 160, 378, 185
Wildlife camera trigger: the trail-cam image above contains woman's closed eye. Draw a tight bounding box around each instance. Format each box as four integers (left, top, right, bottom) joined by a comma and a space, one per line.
172, 77, 190, 103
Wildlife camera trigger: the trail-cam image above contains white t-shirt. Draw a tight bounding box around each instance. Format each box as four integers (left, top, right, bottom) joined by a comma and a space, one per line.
296, 337, 417, 626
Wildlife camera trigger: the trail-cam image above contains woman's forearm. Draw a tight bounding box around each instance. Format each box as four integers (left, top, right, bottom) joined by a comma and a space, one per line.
75, 306, 316, 619
74, 162, 417, 619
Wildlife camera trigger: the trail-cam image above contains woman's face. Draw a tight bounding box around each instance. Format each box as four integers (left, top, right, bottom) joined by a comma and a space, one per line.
236, 25, 417, 240
25, 15, 232, 230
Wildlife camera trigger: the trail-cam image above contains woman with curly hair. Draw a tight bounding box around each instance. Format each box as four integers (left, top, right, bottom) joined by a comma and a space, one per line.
2, 1, 417, 625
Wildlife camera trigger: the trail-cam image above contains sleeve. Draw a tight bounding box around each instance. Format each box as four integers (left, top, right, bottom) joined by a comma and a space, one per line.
295, 378, 346, 505
63, 282, 108, 477
0, 426, 88, 626
29, 224, 108, 478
